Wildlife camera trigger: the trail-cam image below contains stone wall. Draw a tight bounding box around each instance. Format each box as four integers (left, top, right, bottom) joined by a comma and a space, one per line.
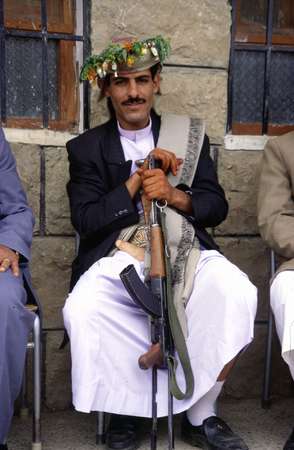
7, 0, 293, 411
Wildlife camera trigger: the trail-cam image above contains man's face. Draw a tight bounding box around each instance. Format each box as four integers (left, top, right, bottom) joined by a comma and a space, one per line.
104, 69, 160, 130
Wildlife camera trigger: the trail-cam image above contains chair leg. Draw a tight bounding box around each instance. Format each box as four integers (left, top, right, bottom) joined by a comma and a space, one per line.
32, 315, 42, 450
96, 411, 107, 444
262, 310, 273, 409
19, 358, 29, 418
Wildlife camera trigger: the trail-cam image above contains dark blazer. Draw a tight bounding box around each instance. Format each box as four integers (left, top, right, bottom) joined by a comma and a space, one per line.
67, 110, 228, 288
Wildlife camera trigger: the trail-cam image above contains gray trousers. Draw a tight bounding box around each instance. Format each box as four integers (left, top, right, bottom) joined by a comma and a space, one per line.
0, 269, 35, 444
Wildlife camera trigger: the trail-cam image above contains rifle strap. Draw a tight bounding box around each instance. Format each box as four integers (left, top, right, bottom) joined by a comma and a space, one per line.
161, 210, 195, 400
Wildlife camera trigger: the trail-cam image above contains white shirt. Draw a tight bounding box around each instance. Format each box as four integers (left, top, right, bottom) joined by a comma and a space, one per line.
118, 119, 154, 213
118, 119, 154, 175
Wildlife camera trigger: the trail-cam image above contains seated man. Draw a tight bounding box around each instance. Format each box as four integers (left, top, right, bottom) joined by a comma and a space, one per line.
258, 131, 294, 450
0, 128, 35, 450
63, 35, 257, 450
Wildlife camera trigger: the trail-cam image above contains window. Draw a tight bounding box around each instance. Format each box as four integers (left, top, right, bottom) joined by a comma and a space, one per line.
0, 0, 84, 131
229, 0, 294, 135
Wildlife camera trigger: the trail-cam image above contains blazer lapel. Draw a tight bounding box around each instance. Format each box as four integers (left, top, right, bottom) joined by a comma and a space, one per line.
103, 119, 125, 164
151, 109, 161, 146
102, 119, 132, 185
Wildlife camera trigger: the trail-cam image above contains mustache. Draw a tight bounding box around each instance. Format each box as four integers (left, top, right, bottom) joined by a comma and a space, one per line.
122, 97, 146, 106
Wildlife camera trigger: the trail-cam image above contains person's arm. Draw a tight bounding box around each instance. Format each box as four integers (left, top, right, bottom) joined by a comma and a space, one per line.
257, 136, 294, 259
0, 128, 34, 272
67, 139, 140, 239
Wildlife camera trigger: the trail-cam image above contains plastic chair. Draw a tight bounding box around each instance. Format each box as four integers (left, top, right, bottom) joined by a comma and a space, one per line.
19, 266, 42, 450
261, 249, 276, 409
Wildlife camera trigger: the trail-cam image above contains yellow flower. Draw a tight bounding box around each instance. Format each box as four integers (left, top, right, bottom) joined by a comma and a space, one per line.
127, 56, 135, 66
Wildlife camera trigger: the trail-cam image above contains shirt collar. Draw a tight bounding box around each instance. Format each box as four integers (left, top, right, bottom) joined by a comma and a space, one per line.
117, 118, 152, 143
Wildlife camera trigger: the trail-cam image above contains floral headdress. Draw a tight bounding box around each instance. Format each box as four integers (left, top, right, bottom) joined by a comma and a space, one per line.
80, 35, 171, 82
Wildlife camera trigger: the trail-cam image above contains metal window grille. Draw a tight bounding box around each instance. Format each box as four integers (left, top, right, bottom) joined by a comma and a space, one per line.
0, 0, 90, 130
228, 0, 294, 135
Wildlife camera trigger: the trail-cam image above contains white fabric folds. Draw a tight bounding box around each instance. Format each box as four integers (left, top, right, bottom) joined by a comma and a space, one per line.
63, 249, 257, 417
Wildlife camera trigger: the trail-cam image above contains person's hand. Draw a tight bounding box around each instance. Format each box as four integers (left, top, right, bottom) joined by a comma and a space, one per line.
150, 148, 182, 175
139, 167, 175, 204
0, 244, 20, 276
115, 240, 145, 262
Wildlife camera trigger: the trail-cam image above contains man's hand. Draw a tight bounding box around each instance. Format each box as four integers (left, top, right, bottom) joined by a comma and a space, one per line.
139, 167, 175, 204
0, 244, 20, 276
115, 240, 145, 262
139, 167, 193, 214
150, 148, 182, 175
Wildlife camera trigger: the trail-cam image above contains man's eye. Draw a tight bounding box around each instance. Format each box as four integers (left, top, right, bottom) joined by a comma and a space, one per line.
113, 79, 125, 85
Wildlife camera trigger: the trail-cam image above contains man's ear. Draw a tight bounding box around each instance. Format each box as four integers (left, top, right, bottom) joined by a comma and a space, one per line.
97, 78, 110, 97
153, 72, 161, 94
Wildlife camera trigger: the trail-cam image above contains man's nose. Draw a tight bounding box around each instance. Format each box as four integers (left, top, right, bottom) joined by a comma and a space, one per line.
127, 79, 139, 97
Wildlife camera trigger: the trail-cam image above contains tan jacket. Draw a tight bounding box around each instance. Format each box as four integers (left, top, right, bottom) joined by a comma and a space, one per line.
257, 131, 294, 276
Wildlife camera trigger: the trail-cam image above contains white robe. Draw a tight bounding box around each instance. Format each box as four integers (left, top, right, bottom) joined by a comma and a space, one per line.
63, 248, 257, 417
271, 270, 294, 379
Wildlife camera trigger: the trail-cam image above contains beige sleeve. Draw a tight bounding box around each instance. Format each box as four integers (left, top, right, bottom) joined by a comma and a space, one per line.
257, 137, 294, 258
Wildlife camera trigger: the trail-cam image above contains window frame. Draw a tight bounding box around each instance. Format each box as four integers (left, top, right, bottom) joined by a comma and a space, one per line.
229, 0, 294, 136
0, 0, 85, 132
235, 1, 294, 45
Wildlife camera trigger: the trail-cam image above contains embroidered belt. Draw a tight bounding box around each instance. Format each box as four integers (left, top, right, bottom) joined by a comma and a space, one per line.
129, 225, 150, 248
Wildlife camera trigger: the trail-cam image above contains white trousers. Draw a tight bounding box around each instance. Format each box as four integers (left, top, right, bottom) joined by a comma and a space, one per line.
63, 249, 257, 417
271, 270, 294, 379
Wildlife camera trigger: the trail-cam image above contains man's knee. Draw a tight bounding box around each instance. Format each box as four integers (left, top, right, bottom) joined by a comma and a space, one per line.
227, 272, 257, 314
208, 259, 257, 309
271, 270, 294, 307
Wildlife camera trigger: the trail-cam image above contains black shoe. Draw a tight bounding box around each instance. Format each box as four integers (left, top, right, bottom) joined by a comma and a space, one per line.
106, 414, 138, 450
284, 427, 294, 450
181, 414, 248, 449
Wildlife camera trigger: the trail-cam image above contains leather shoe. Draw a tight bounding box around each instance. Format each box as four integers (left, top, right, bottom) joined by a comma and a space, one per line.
106, 414, 138, 450
284, 427, 294, 449
181, 414, 248, 449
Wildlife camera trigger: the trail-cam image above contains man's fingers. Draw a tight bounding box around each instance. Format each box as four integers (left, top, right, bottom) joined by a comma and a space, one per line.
150, 148, 179, 174
11, 259, 20, 277
170, 158, 178, 176
141, 168, 163, 179
115, 240, 145, 262
0, 248, 20, 274
172, 157, 183, 175
141, 170, 165, 188
0, 258, 11, 272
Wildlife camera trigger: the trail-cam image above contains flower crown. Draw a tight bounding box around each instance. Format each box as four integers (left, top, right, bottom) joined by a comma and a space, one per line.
80, 35, 171, 82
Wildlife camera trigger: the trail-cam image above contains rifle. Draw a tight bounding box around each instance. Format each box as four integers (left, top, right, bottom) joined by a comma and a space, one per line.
120, 154, 175, 450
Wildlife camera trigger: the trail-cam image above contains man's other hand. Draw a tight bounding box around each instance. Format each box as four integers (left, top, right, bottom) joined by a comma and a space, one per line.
0, 244, 20, 276
139, 168, 175, 204
138, 167, 193, 214
150, 148, 182, 175
115, 240, 145, 262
